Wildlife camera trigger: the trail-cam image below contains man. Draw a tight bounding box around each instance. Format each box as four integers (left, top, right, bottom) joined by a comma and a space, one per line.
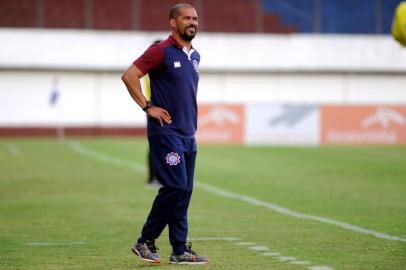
121, 3, 208, 265
392, 1, 406, 47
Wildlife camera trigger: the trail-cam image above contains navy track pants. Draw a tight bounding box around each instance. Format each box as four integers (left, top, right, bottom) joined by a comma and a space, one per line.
138, 135, 196, 255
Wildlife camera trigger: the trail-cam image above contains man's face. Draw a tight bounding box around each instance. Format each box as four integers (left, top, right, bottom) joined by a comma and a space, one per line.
173, 7, 198, 41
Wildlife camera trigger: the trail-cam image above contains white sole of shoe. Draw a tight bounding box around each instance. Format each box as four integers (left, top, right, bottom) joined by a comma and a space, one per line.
169, 261, 208, 265
131, 247, 160, 264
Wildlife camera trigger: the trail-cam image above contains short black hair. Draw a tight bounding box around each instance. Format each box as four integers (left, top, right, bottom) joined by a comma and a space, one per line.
169, 3, 194, 19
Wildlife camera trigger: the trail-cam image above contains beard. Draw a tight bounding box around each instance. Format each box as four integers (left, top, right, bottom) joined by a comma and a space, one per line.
180, 26, 197, 41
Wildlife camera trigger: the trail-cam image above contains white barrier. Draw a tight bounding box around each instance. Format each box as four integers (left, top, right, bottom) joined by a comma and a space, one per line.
1, 28, 406, 72
1, 29, 405, 143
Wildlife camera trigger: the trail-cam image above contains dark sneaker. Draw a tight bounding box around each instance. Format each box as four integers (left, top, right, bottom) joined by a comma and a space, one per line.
169, 243, 209, 265
131, 240, 160, 263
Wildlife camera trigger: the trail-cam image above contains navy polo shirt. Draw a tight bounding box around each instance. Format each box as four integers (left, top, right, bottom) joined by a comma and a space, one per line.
134, 35, 200, 139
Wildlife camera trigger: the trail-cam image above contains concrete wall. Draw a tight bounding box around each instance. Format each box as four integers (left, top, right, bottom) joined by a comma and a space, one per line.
2, 29, 406, 72
0, 29, 405, 140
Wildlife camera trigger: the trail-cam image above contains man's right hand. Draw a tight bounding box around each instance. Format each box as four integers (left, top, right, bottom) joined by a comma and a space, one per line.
147, 107, 172, 127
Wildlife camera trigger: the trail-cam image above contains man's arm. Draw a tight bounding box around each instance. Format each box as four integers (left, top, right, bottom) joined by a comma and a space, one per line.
121, 64, 172, 126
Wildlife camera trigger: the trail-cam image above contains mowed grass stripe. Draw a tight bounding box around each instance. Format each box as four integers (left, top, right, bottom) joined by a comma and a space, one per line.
1, 139, 405, 270
68, 141, 406, 243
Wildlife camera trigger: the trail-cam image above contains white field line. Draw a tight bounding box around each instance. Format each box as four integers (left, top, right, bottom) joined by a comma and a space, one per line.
290, 260, 311, 265
235, 242, 256, 246
263, 252, 282, 256
69, 142, 146, 173
249, 246, 270, 251
278, 256, 297, 261
309, 267, 335, 270
6, 143, 21, 155
195, 182, 406, 243
68, 141, 406, 243
188, 236, 331, 270
25, 241, 86, 246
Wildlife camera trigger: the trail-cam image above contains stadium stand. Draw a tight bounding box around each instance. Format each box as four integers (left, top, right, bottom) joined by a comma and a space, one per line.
0, 0, 403, 34
0, 0, 405, 139
92, 0, 133, 30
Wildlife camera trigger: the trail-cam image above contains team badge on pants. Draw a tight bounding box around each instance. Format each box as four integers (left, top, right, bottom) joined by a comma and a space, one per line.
166, 152, 181, 166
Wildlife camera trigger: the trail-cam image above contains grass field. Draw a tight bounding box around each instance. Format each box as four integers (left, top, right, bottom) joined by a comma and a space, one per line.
1, 138, 405, 270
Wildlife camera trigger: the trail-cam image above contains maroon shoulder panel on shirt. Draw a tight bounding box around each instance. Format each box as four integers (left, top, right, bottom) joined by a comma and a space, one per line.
134, 37, 176, 73
133, 37, 179, 74
133, 44, 164, 75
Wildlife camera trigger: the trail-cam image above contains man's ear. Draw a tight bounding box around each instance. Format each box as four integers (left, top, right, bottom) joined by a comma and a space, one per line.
169, 18, 176, 29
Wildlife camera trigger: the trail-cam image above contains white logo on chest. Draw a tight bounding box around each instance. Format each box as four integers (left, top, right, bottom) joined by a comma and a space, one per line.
174, 61, 181, 68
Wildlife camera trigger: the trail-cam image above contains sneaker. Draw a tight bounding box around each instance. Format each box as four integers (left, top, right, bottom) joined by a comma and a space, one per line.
169, 243, 209, 265
131, 240, 161, 263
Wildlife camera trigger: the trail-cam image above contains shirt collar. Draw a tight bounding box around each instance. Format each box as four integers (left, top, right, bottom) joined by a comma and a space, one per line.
168, 35, 194, 50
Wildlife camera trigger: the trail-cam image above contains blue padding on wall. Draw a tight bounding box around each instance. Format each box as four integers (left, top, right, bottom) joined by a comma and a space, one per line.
321, 1, 375, 33
262, 0, 403, 34
262, 0, 314, 32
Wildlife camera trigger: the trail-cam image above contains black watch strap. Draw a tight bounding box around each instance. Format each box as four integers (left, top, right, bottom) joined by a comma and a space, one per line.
142, 101, 153, 112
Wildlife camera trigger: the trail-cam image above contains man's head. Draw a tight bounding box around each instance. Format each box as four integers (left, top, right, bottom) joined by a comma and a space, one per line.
169, 3, 198, 42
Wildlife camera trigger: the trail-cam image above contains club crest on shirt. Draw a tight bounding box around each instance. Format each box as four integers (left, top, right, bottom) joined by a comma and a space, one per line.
166, 152, 181, 166
192, 59, 199, 73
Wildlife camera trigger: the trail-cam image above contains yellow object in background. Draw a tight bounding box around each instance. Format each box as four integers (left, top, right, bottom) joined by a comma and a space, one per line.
392, 1, 406, 47
144, 74, 152, 100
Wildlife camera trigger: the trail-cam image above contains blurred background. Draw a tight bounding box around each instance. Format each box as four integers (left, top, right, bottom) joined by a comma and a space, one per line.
0, 0, 405, 145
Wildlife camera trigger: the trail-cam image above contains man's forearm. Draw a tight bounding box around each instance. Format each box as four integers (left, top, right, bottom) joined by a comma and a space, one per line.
121, 74, 148, 109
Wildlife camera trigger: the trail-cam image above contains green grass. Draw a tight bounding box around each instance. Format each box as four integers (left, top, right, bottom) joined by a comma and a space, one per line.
0, 138, 405, 269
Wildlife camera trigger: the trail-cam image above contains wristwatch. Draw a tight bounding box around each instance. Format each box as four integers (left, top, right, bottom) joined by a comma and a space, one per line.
142, 101, 153, 112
